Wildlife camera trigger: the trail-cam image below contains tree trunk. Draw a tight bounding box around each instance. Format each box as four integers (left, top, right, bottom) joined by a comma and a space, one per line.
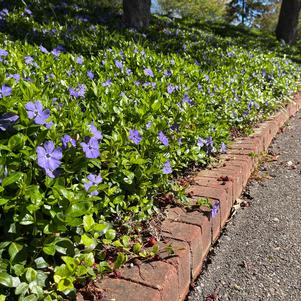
276, 0, 301, 44
123, 0, 151, 29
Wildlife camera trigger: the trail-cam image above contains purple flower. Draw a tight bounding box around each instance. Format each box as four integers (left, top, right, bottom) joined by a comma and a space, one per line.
102, 79, 112, 87
84, 174, 102, 196
163, 160, 172, 174
9, 73, 20, 82
0, 113, 19, 131
220, 142, 227, 153
0, 49, 8, 57
211, 201, 220, 218
115, 60, 123, 69
76, 56, 84, 64
129, 129, 142, 145
39, 45, 49, 54
81, 137, 100, 158
167, 84, 176, 94
0, 85, 12, 98
24, 8, 32, 15
164, 70, 172, 76
61, 134, 76, 149
45, 121, 54, 129
144, 68, 154, 77
36, 141, 62, 178
24, 56, 34, 65
89, 123, 102, 140
158, 131, 169, 146
197, 138, 206, 147
146, 122, 152, 129
183, 94, 194, 105
206, 136, 214, 149
126, 68, 132, 75
87, 70, 94, 79
25, 101, 50, 125
69, 84, 86, 98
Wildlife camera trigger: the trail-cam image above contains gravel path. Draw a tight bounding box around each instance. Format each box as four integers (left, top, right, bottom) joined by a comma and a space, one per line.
187, 110, 301, 301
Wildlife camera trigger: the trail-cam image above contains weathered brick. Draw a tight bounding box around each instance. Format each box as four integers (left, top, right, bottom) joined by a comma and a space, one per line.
97, 278, 161, 301
159, 239, 191, 301
161, 221, 205, 280
120, 261, 178, 301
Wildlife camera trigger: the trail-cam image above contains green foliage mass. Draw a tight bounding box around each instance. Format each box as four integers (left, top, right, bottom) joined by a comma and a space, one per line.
0, 1, 300, 300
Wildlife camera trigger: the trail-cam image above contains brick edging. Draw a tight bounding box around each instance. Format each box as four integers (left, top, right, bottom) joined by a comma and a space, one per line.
84, 93, 301, 301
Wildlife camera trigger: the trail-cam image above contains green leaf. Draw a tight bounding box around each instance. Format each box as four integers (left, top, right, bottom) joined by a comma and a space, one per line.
121, 235, 130, 248
83, 214, 95, 232
8, 133, 26, 151
80, 234, 96, 249
105, 229, 116, 241
43, 244, 56, 256
23, 294, 38, 301
0, 198, 9, 206
132, 243, 142, 254
2, 172, 24, 187
34, 257, 48, 269
0, 295, 6, 301
25, 268, 37, 283
57, 277, 74, 292
0, 272, 13, 287
114, 253, 127, 270
15, 282, 29, 295
66, 202, 92, 218
8, 242, 23, 262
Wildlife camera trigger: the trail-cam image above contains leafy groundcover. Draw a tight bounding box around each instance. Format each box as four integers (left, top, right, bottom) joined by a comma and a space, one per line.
0, 1, 300, 300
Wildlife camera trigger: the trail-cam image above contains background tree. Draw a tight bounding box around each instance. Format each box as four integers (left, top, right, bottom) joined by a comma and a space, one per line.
123, 0, 151, 29
158, 0, 227, 20
226, 0, 276, 26
276, 0, 301, 44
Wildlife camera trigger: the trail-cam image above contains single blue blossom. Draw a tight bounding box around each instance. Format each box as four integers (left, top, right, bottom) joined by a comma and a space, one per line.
115, 60, 123, 69
8, 73, 20, 82
87, 70, 94, 79
129, 129, 142, 145
76, 56, 84, 64
89, 123, 102, 140
197, 138, 206, 147
61, 134, 76, 149
0, 85, 12, 98
211, 201, 220, 218
167, 84, 176, 94
84, 173, 103, 196
102, 79, 112, 87
158, 131, 169, 146
36, 141, 62, 178
25, 101, 50, 125
0, 49, 8, 57
144, 68, 154, 77
81, 137, 100, 159
0, 113, 19, 131
220, 142, 227, 154
163, 160, 172, 174
39, 45, 49, 54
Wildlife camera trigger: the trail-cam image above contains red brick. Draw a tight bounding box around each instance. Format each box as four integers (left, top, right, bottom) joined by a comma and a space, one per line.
235, 136, 264, 153
159, 239, 191, 301
161, 221, 205, 280
98, 278, 161, 301
229, 141, 260, 154
192, 177, 233, 204
287, 101, 298, 117
273, 110, 289, 127
120, 261, 178, 301
185, 185, 231, 228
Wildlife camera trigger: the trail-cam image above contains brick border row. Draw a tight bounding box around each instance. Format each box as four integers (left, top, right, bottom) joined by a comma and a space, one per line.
85, 93, 301, 301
